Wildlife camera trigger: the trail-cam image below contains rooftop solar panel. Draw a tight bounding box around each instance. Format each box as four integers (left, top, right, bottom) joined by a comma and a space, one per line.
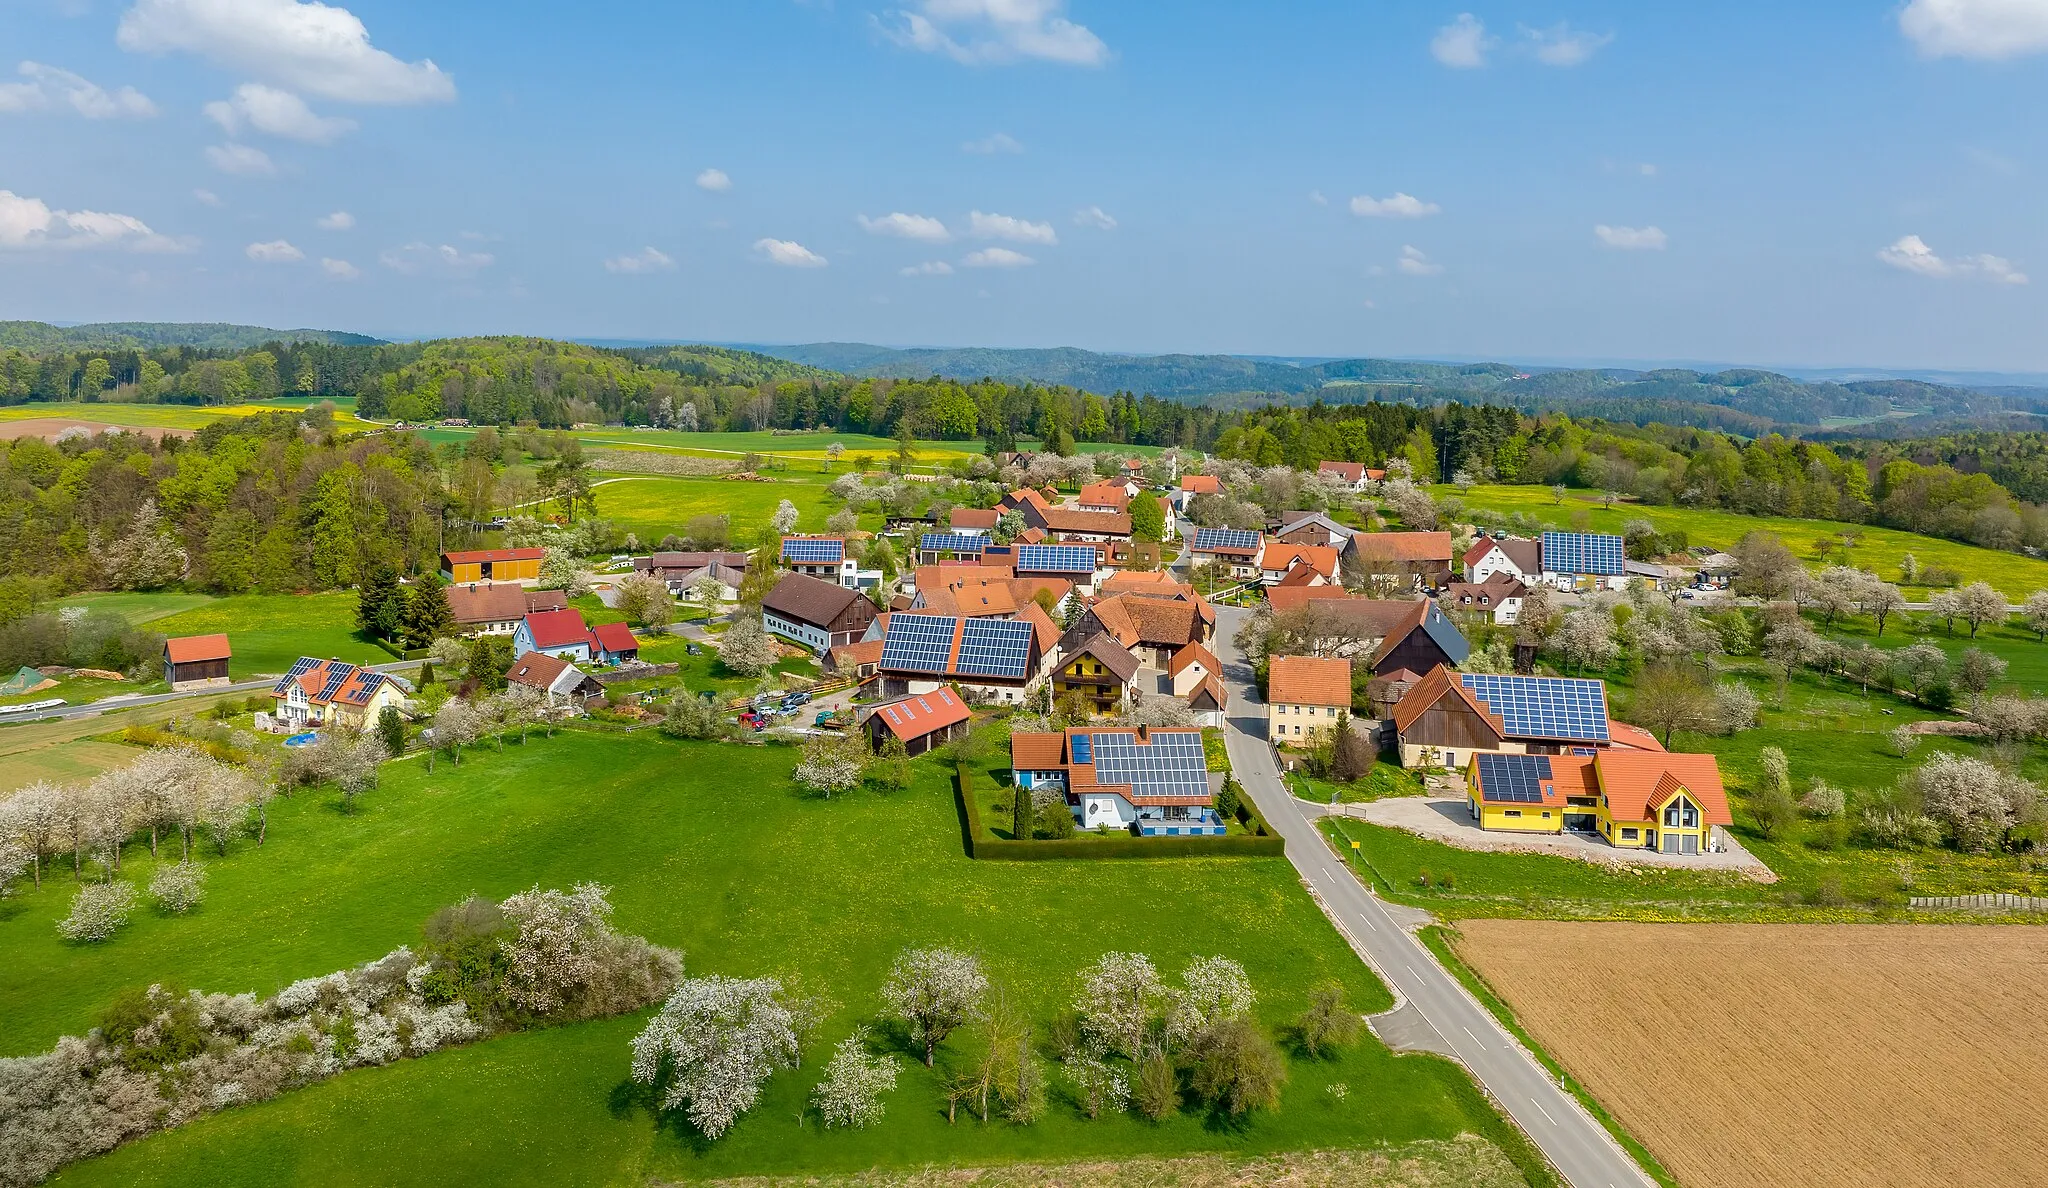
955, 617, 1034, 679
1193, 527, 1262, 554
782, 537, 846, 564
1475, 753, 1553, 804
879, 613, 957, 674
1540, 531, 1624, 576
1459, 673, 1610, 742
919, 533, 988, 554
1086, 730, 1210, 799
1070, 733, 1092, 765
1015, 544, 1097, 574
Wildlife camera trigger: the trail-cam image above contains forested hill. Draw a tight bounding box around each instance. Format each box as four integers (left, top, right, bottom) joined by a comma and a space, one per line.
0, 321, 384, 351
746, 341, 2045, 432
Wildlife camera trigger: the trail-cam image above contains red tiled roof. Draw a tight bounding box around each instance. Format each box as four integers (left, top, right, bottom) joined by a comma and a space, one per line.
1188, 672, 1228, 711
1169, 641, 1219, 678
1010, 731, 1068, 769
442, 547, 544, 566
524, 608, 595, 650
590, 621, 639, 653
828, 639, 884, 670
1077, 481, 1131, 510
1260, 542, 1341, 579
1266, 585, 1363, 613
507, 651, 573, 690
1350, 532, 1454, 564
1605, 720, 1666, 752
950, 507, 1000, 530
868, 688, 972, 740
1039, 507, 1132, 535
1268, 655, 1352, 707
1180, 474, 1222, 494
164, 633, 230, 663
272, 658, 390, 708
447, 583, 529, 625
1594, 751, 1732, 826
1318, 460, 1365, 482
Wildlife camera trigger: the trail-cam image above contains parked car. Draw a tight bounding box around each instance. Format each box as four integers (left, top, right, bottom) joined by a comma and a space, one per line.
781, 690, 811, 709
685, 643, 702, 656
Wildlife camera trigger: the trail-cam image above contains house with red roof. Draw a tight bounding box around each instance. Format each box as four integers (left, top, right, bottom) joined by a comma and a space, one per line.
1463, 536, 1543, 585
271, 657, 406, 731
860, 687, 973, 756
1464, 749, 1732, 855
1349, 531, 1455, 590
512, 607, 639, 666
1009, 725, 1224, 837
1172, 472, 1222, 512
163, 634, 232, 692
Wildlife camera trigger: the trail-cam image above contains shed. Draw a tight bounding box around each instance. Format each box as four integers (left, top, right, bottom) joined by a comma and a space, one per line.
163, 634, 232, 692
861, 688, 972, 757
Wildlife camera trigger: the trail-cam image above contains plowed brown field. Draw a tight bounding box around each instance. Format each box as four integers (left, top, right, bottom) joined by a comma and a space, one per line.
1454, 921, 2048, 1188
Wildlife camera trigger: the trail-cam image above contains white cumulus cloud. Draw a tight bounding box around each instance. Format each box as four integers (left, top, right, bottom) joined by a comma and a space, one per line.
1901, 0, 2048, 59
858, 212, 951, 241
1878, 234, 2028, 284
962, 131, 1023, 154
969, 210, 1056, 245
1431, 13, 1496, 68
320, 256, 359, 278
204, 82, 354, 142
245, 238, 302, 262
695, 167, 730, 192
193, 188, 222, 207
879, 0, 1109, 67
1594, 224, 1667, 250
0, 189, 190, 252
901, 260, 954, 276
117, 0, 455, 104
379, 241, 493, 275
604, 246, 675, 274
1350, 192, 1440, 219
1521, 23, 1614, 66
204, 142, 276, 175
317, 210, 353, 230
754, 238, 827, 267
1397, 245, 1443, 276
0, 62, 157, 118
963, 247, 1034, 268
1073, 205, 1116, 230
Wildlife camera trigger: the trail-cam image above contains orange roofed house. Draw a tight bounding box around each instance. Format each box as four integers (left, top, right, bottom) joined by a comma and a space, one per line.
1465, 749, 1734, 856
163, 634, 232, 692
441, 547, 544, 585
1010, 725, 1225, 837
1266, 654, 1353, 745
1348, 531, 1455, 591
271, 657, 407, 731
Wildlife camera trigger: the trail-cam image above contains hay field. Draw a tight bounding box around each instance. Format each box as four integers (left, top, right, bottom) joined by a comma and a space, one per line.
1453, 921, 2048, 1188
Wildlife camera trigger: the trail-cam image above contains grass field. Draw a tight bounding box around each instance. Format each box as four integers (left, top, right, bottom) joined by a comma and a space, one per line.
1451, 920, 2048, 1188
52, 591, 217, 625
0, 398, 376, 432
144, 593, 380, 678
5, 732, 1542, 1186
591, 473, 842, 543
1442, 484, 2048, 598
0, 739, 139, 794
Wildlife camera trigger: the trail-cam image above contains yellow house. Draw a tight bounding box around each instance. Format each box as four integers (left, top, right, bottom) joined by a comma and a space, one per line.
271, 658, 408, 731
1053, 632, 1140, 716
1267, 654, 1352, 746
1465, 749, 1733, 856
441, 547, 545, 585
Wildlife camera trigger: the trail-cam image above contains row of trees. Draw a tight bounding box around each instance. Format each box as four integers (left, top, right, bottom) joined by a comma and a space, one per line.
628, 945, 1354, 1142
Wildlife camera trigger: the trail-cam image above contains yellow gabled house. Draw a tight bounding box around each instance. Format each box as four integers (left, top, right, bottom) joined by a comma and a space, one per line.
1465, 748, 1733, 856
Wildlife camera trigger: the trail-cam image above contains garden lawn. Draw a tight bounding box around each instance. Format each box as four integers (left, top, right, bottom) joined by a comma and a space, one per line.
591, 473, 840, 544
4, 732, 1533, 1187
1442, 484, 2048, 599
146, 592, 380, 677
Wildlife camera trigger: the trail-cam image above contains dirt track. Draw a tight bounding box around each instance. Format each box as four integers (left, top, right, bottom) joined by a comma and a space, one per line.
1454, 920, 2048, 1188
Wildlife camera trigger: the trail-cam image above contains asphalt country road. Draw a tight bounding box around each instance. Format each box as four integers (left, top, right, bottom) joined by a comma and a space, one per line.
1214, 606, 1652, 1188
17, 660, 423, 724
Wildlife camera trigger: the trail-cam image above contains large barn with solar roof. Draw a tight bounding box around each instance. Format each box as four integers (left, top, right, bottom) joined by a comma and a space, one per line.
1389, 667, 1664, 769
875, 612, 1046, 704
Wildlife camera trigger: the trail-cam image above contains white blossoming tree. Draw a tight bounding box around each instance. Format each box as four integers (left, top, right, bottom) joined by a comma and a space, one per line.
1074, 951, 1164, 1060
793, 732, 868, 799
630, 975, 802, 1139
148, 861, 207, 913
811, 1026, 897, 1128
879, 947, 987, 1066
717, 616, 781, 677
58, 880, 136, 942
1165, 956, 1255, 1049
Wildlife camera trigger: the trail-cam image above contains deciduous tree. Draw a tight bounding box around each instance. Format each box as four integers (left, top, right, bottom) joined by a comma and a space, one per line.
880, 947, 988, 1067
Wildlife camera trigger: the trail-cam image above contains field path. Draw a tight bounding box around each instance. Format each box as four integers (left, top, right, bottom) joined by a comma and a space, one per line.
1214, 607, 1653, 1188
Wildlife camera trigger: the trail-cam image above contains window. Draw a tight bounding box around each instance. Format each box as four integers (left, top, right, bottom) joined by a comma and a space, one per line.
1621, 827, 1638, 841
1541, 811, 1551, 818
1504, 809, 1522, 817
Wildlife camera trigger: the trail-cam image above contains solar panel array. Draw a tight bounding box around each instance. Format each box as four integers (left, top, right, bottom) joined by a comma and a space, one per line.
1086, 730, 1210, 798
879, 613, 958, 673
274, 655, 321, 694
919, 533, 988, 554
319, 663, 354, 701
781, 537, 845, 564
956, 618, 1035, 678
1459, 673, 1610, 741
1015, 544, 1098, 574
1193, 527, 1262, 554
1070, 734, 1092, 764
1475, 753, 1553, 804
1540, 531, 1624, 576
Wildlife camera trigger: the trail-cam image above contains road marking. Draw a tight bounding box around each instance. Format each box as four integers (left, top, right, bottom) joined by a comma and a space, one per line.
1532, 1098, 1556, 1125
1461, 1025, 1482, 1047
1359, 914, 1376, 931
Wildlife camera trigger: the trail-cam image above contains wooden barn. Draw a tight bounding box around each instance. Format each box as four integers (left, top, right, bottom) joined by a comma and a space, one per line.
163, 634, 232, 692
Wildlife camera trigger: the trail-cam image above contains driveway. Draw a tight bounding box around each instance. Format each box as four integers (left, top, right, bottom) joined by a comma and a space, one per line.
1344, 795, 1775, 878
1214, 606, 1652, 1188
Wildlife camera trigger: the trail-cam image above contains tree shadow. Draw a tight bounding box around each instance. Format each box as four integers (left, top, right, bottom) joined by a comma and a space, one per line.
606, 1075, 720, 1156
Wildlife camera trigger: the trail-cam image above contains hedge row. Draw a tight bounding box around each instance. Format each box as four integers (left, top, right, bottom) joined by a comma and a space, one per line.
954, 764, 1285, 861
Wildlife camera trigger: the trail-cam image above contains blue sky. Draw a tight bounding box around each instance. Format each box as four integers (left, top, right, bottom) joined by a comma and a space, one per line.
3, 0, 2047, 370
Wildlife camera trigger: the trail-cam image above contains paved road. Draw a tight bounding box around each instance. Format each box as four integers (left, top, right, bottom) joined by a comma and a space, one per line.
21, 659, 422, 724
1213, 607, 1652, 1188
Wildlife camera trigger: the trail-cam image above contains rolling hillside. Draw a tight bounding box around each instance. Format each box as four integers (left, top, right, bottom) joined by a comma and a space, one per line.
0, 321, 385, 351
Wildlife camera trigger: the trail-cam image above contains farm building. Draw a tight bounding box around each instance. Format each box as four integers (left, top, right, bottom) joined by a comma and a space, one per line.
271, 658, 406, 731
1189, 527, 1265, 581
1272, 511, 1358, 551
1391, 668, 1664, 768
632, 551, 750, 599
1465, 749, 1733, 855
860, 688, 972, 756
874, 612, 1043, 704
762, 573, 878, 655
445, 584, 567, 635
1348, 532, 1455, 591
162, 634, 232, 692
1010, 726, 1225, 837
1539, 531, 1628, 591
1067, 592, 1213, 669
505, 651, 604, 708
1262, 594, 1469, 680
440, 547, 544, 585
780, 536, 861, 587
